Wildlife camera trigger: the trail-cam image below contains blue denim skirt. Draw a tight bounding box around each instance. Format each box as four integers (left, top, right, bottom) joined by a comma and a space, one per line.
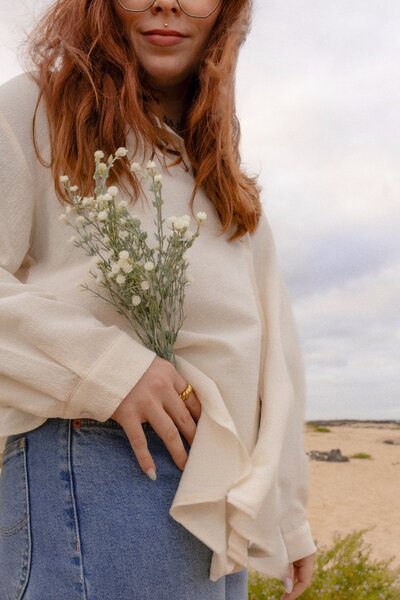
0, 417, 248, 599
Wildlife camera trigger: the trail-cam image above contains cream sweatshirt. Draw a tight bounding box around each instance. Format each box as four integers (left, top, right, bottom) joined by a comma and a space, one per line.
0, 71, 317, 582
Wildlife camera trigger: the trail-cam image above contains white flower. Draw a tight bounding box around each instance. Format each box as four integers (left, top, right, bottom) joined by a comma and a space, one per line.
141, 280, 150, 291
97, 210, 109, 222
96, 163, 108, 176
82, 196, 95, 208
119, 217, 127, 225
94, 150, 104, 162
111, 262, 121, 274
183, 230, 194, 241
119, 230, 129, 240
59, 175, 69, 183
118, 250, 130, 261
154, 174, 163, 183
117, 200, 128, 211
121, 262, 133, 274
76, 215, 86, 226
116, 274, 126, 285
196, 211, 207, 223
166, 216, 177, 228
146, 160, 156, 170
69, 185, 79, 193
116, 147, 128, 157
107, 186, 119, 197
173, 217, 188, 231
144, 261, 155, 271
101, 192, 113, 202
131, 295, 141, 306
130, 162, 142, 174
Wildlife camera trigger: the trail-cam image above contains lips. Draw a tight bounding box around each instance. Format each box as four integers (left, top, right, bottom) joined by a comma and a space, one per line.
142, 29, 187, 47
143, 29, 186, 37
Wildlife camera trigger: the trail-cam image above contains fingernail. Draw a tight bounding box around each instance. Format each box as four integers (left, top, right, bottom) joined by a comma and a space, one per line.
283, 576, 293, 593
146, 468, 157, 480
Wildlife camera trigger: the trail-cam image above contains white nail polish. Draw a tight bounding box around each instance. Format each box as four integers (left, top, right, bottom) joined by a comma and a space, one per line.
146, 468, 157, 480
283, 576, 293, 593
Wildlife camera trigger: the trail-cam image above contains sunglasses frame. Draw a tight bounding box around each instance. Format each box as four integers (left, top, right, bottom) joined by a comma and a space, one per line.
115, 0, 222, 19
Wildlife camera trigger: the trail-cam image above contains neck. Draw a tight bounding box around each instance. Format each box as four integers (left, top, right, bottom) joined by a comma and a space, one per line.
146, 76, 195, 135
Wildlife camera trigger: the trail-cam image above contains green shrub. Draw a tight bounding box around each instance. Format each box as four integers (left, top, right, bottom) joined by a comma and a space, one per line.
350, 452, 372, 459
248, 528, 400, 599
314, 426, 331, 433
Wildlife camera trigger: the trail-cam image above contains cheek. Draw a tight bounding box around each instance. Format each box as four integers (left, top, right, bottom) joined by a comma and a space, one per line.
195, 23, 217, 56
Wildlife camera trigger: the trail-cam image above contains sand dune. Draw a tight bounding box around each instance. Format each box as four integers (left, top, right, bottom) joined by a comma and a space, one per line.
304, 421, 400, 568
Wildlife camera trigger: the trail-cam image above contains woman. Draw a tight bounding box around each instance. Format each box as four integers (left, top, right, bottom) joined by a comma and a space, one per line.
0, 0, 316, 598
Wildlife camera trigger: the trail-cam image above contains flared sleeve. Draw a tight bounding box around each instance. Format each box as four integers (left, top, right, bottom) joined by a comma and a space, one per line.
169, 209, 316, 582
0, 106, 157, 439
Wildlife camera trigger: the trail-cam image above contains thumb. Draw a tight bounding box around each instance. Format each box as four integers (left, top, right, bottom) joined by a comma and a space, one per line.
282, 562, 295, 594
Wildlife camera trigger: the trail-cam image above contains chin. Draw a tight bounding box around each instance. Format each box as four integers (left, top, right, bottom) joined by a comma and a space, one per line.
144, 66, 193, 89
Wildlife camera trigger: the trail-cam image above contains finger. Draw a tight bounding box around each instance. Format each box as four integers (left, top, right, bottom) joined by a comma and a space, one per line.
175, 378, 201, 422
146, 402, 189, 471
280, 563, 312, 600
281, 579, 308, 600
162, 389, 197, 447
124, 417, 156, 477
183, 391, 202, 422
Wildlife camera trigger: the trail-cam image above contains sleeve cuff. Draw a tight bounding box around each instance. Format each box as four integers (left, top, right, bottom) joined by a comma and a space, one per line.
63, 332, 157, 421
280, 520, 317, 563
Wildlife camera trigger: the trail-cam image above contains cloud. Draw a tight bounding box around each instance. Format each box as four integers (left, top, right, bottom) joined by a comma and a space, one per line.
295, 261, 400, 420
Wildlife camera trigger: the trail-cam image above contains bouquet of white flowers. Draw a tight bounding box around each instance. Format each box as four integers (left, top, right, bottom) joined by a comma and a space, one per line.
58, 147, 206, 368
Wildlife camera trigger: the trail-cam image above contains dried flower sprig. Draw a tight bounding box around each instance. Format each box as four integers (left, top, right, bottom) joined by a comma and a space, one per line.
58, 148, 207, 367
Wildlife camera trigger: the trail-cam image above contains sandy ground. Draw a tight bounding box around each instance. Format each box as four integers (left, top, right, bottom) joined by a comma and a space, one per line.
304, 421, 400, 569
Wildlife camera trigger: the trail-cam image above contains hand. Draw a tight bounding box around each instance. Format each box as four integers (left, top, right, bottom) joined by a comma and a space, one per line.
111, 355, 202, 478
280, 551, 316, 599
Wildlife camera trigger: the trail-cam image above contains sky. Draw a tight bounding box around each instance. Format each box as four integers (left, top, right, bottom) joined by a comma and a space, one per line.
1, 0, 399, 421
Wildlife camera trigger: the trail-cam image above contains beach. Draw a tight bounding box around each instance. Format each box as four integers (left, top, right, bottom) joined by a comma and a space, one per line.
304, 420, 400, 569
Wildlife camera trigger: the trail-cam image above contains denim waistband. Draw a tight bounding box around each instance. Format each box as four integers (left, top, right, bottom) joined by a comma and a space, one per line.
67, 417, 154, 431
4, 417, 157, 449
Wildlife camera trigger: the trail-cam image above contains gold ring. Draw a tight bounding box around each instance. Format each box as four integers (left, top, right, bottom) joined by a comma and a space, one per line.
179, 383, 193, 402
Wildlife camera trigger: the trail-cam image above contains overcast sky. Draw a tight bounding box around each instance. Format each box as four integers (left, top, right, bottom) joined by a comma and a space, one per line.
1, 0, 399, 420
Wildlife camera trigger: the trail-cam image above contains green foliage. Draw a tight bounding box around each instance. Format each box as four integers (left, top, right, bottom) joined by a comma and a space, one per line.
350, 452, 372, 459
314, 426, 331, 432
248, 529, 400, 599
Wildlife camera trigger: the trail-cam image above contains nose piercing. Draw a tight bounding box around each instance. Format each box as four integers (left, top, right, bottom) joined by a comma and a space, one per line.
164, 23, 168, 26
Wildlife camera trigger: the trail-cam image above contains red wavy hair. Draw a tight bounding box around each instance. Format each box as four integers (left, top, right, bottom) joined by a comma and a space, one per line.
20, 0, 262, 242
